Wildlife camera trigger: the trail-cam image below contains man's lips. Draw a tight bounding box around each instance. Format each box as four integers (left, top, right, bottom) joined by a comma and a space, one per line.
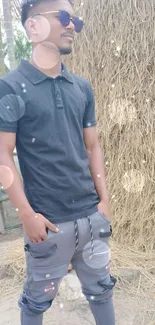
62, 34, 74, 40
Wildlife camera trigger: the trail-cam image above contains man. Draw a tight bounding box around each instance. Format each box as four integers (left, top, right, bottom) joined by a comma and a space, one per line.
0, 0, 116, 324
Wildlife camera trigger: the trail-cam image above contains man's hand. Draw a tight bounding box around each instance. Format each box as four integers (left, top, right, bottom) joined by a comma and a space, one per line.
97, 200, 111, 222
21, 211, 59, 243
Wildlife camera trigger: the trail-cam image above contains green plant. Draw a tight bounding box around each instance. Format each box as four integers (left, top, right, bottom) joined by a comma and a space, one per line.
14, 30, 31, 64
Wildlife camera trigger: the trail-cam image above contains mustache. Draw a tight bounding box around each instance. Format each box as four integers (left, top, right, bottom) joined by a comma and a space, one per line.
61, 32, 74, 39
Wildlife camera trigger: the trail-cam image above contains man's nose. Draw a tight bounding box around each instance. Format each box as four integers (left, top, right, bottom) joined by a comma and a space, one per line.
66, 19, 75, 32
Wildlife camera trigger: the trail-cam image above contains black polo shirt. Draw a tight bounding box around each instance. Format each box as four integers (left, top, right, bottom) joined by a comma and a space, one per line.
0, 60, 99, 223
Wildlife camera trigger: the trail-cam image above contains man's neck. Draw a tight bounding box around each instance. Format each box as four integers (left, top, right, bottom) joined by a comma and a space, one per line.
30, 58, 62, 78
29, 43, 62, 78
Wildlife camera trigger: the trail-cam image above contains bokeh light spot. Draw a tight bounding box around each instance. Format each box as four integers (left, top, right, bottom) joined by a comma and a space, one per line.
122, 169, 145, 193
0, 166, 14, 189
86, 122, 92, 127
116, 46, 121, 52
90, 296, 95, 300
60, 303, 64, 308
45, 274, 51, 278
0, 95, 25, 122
32, 43, 60, 70
30, 16, 51, 43
109, 99, 137, 126
83, 240, 110, 269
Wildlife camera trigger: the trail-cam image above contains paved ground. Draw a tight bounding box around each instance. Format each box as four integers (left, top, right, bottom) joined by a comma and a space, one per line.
0, 270, 155, 325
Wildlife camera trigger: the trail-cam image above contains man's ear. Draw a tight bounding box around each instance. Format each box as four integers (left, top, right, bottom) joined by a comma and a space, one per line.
25, 17, 38, 42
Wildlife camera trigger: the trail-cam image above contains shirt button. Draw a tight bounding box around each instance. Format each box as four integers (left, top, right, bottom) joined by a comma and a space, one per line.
57, 94, 60, 98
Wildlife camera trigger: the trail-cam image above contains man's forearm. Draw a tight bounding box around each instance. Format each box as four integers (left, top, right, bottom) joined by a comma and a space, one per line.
0, 150, 34, 220
87, 143, 109, 202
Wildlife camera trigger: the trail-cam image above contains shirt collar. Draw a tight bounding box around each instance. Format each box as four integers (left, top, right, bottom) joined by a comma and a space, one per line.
18, 60, 73, 84
61, 63, 73, 84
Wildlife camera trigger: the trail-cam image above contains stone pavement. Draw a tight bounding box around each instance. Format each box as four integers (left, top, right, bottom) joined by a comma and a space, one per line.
0, 270, 152, 325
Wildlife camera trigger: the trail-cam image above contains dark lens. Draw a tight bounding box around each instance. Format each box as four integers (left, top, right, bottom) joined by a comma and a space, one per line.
60, 10, 70, 27
73, 17, 84, 33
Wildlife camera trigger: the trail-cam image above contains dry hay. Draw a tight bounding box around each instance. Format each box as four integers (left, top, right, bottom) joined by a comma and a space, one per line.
110, 241, 155, 299
64, 0, 155, 252
0, 238, 25, 298
0, 237, 154, 301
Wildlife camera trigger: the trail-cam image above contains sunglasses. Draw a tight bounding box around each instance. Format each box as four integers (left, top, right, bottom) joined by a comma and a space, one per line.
30, 10, 84, 33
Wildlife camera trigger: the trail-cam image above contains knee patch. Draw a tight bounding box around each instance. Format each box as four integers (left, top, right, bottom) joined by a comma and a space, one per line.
19, 293, 53, 315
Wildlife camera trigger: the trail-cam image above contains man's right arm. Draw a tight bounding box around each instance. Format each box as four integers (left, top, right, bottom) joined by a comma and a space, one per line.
0, 131, 35, 220
0, 80, 34, 221
0, 80, 58, 241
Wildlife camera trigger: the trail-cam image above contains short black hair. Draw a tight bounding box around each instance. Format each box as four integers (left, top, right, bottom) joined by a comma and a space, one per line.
21, 0, 74, 26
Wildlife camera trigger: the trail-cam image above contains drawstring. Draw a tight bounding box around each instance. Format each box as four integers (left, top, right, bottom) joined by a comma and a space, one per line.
74, 220, 79, 251
74, 216, 94, 259
87, 216, 95, 259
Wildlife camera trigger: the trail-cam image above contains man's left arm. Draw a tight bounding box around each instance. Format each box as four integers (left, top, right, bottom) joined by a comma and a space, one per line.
83, 81, 110, 220
83, 126, 110, 220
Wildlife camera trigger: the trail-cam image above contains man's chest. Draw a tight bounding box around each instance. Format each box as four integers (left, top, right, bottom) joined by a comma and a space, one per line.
17, 80, 87, 145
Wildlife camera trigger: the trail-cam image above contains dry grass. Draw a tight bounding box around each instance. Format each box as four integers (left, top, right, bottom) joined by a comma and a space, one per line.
63, 0, 155, 251
0, 237, 155, 301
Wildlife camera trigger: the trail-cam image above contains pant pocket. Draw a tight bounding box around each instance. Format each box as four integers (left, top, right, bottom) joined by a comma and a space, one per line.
25, 242, 57, 259
97, 211, 111, 224
24, 229, 58, 262
90, 212, 112, 241
28, 264, 68, 303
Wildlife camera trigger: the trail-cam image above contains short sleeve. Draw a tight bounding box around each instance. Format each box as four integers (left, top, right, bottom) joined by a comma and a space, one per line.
0, 80, 21, 133
83, 82, 97, 128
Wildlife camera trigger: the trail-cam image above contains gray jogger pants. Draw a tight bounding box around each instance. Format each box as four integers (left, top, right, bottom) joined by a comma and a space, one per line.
19, 211, 116, 325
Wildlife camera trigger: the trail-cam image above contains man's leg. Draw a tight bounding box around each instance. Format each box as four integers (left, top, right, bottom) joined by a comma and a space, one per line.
20, 303, 43, 325
89, 297, 115, 325
71, 212, 116, 325
19, 221, 76, 325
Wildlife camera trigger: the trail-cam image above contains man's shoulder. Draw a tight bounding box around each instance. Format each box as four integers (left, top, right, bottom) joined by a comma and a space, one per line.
0, 66, 25, 98
70, 71, 90, 85
70, 71, 92, 95
0, 71, 17, 99
0, 67, 21, 84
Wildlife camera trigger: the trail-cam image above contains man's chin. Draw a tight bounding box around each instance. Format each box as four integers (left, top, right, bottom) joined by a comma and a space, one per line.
60, 47, 72, 55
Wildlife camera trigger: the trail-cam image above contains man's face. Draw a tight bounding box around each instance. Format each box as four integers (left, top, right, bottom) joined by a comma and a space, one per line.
27, 0, 75, 55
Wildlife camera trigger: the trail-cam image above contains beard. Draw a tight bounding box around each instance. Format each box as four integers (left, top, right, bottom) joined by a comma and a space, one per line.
59, 47, 72, 55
